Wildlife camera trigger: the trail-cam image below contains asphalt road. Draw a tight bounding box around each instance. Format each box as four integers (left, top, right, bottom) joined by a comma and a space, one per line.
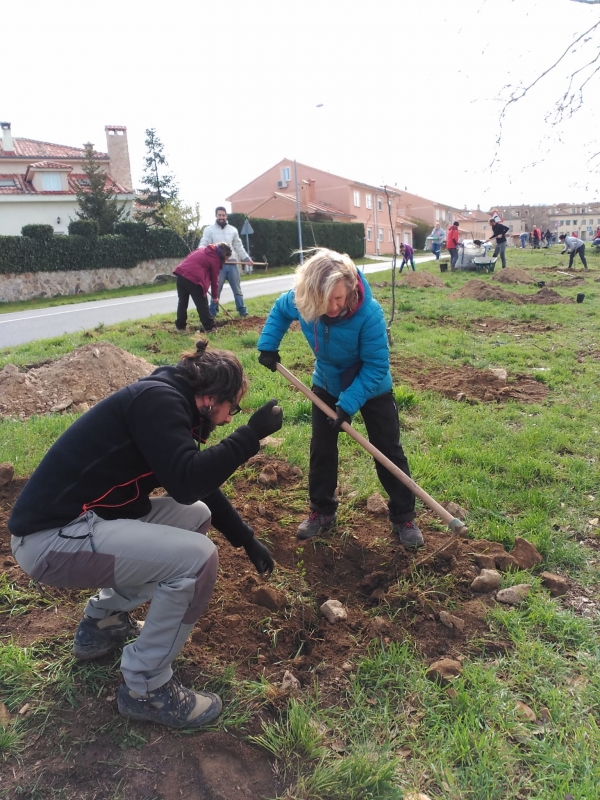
0, 256, 435, 348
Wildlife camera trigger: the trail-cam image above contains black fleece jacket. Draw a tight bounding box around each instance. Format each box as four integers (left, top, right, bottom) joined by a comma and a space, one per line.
8, 366, 260, 547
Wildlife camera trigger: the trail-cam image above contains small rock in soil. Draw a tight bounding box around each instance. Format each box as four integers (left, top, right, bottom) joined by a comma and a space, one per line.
540, 571, 569, 597
438, 611, 465, 632
0, 462, 14, 487
471, 569, 501, 592
320, 599, 348, 623
366, 493, 388, 514
443, 501, 469, 520
489, 368, 508, 382
366, 616, 391, 636
259, 436, 283, 448
281, 670, 301, 694
258, 465, 278, 486
511, 537, 543, 569
496, 584, 531, 605
251, 586, 287, 612
426, 658, 463, 686
223, 614, 243, 627
494, 552, 520, 571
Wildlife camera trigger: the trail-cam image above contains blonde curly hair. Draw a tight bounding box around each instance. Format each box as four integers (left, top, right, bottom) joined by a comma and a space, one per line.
294, 248, 359, 322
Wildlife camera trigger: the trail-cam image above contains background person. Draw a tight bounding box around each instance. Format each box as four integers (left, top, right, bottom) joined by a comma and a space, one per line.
559, 233, 588, 270
9, 341, 283, 729
490, 218, 510, 268
199, 207, 253, 318
257, 248, 423, 549
446, 221, 460, 270
531, 226, 542, 249
399, 242, 415, 272
519, 231, 529, 248
544, 228, 552, 248
173, 243, 232, 332
429, 224, 445, 260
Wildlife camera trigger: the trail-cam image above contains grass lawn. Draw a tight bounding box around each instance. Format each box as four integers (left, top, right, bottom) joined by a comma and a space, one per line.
1, 247, 599, 799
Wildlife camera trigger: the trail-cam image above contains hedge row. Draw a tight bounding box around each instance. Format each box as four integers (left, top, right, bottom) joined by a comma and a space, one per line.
0, 223, 188, 275
227, 214, 365, 266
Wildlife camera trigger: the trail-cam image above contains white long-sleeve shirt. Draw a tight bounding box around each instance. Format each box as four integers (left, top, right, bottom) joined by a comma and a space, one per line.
199, 222, 250, 263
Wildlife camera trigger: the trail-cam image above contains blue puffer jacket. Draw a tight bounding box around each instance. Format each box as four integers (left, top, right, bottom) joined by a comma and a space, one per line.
257, 271, 392, 416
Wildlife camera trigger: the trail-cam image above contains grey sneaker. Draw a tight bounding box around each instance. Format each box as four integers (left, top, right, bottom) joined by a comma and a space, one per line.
117, 677, 222, 729
73, 612, 144, 660
392, 520, 424, 548
297, 511, 336, 540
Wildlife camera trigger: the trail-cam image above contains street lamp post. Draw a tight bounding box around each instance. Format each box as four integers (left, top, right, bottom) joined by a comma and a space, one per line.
294, 159, 303, 264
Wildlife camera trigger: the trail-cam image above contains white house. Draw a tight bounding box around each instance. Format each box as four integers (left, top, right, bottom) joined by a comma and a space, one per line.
0, 123, 135, 235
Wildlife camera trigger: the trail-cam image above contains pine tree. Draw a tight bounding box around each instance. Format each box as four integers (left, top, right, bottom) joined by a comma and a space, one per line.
74, 142, 128, 234
136, 128, 179, 225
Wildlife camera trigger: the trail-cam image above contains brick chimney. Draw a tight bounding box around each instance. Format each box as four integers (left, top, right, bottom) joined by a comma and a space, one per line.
105, 125, 132, 191
1, 121, 15, 152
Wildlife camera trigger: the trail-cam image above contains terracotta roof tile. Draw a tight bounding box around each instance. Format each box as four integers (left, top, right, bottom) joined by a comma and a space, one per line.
27, 161, 74, 170
0, 138, 108, 159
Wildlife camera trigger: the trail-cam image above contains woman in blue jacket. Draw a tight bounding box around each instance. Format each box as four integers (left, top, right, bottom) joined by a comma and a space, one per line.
257, 248, 423, 547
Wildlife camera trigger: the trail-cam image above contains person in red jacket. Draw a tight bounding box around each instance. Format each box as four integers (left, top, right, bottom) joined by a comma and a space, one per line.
173, 243, 232, 333
446, 221, 460, 270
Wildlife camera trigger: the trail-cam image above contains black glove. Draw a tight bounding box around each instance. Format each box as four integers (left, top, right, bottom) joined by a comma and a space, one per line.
243, 537, 274, 577
258, 351, 281, 372
327, 405, 352, 432
247, 398, 283, 439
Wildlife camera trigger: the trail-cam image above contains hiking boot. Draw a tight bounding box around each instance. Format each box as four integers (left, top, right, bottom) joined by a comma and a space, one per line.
297, 511, 336, 540
73, 612, 144, 660
392, 520, 424, 548
117, 677, 222, 729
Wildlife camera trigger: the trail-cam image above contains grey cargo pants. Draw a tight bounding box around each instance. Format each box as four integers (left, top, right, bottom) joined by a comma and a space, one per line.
11, 497, 218, 694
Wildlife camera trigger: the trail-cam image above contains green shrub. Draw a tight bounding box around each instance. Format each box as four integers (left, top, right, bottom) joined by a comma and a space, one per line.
21, 224, 54, 242
411, 218, 431, 250
0, 223, 187, 276
67, 219, 99, 239
228, 214, 365, 266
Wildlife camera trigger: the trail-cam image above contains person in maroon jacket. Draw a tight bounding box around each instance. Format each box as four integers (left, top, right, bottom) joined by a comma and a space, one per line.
446, 221, 460, 270
173, 243, 232, 333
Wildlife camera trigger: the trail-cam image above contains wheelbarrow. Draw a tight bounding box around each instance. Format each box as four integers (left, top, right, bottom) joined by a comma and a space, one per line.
473, 257, 497, 274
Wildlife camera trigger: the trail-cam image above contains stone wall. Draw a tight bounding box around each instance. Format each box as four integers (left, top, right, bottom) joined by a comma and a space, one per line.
0, 258, 180, 303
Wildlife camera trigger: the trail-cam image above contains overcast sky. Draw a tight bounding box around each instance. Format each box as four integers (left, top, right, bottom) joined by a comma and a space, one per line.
3, 0, 599, 218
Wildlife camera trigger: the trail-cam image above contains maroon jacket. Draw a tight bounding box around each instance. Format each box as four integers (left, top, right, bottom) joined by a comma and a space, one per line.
173, 245, 223, 298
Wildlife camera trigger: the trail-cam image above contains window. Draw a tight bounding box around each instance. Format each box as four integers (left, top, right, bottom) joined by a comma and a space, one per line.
367, 227, 372, 241
377, 197, 382, 211
353, 190, 360, 207
366, 194, 372, 209
0, 178, 16, 187
565, 221, 571, 226
442, 209, 446, 221
435, 209, 440, 221
77, 179, 91, 187
378, 228, 383, 242
42, 173, 62, 191
281, 167, 291, 182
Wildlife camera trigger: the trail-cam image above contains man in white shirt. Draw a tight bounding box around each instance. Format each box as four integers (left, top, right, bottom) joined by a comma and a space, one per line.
559, 234, 588, 270
200, 207, 254, 317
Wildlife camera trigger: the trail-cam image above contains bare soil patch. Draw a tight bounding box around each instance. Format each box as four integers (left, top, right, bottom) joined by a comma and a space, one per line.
0, 343, 154, 419
399, 272, 446, 288
450, 280, 573, 305
492, 268, 536, 285
390, 356, 549, 404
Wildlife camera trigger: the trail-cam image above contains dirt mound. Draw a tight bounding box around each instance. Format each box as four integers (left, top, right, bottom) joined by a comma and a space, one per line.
0, 342, 154, 419
527, 287, 573, 305
390, 356, 549, 404
449, 280, 525, 303
492, 268, 535, 285
400, 271, 446, 288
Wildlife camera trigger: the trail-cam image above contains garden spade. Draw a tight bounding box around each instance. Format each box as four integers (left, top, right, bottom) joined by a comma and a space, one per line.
275, 363, 469, 540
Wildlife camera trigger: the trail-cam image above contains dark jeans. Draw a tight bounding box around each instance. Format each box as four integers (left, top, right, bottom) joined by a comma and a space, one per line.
399, 256, 415, 272
569, 245, 588, 269
431, 243, 441, 260
176, 276, 214, 331
493, 241, 507, 268
448, 247, 458, 269
308, 386, 416, 523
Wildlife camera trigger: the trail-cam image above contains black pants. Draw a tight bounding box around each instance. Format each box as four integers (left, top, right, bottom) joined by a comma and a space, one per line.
569, 245, 588, 269
175, 276, 214, 331
448, 248, 458, 269
309, 386, 416, 523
